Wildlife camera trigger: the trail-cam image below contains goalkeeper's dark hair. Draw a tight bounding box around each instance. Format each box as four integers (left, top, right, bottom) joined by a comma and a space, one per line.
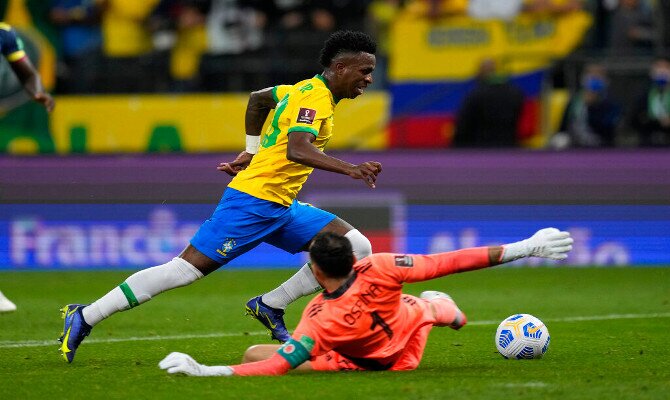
319, 30, 377, 68
309, 232, 355, 278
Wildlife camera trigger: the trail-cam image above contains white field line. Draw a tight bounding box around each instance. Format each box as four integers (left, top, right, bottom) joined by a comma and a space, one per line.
2, 312, 670, 349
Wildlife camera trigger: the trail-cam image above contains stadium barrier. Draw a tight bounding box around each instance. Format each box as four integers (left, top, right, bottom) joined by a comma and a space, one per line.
1, 150, 668, 269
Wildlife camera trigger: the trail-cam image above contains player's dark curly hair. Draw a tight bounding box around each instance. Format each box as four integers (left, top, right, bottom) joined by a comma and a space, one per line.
309, 232, 355, 278
319, 30, 377, 68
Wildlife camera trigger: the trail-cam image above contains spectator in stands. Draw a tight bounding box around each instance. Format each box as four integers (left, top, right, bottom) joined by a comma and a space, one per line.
552, 63, 621, 148
453, 58, 525, 147
99, 0, 162, 92
149, 0, 210, 91
49, 0, 103, 94
205, 0, 264, 56
608, 0, 655, 55
630, 58, 670, 146
199, 0, 268, 91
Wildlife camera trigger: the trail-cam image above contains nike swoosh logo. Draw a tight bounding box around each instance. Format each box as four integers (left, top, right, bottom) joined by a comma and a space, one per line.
61, 327, 72, 354
250, 303, 277, 329
263, 314, 277, 329
528, 325, 543, 334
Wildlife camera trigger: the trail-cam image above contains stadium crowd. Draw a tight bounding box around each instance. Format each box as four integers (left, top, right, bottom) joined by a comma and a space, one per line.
3, 0, 670, 147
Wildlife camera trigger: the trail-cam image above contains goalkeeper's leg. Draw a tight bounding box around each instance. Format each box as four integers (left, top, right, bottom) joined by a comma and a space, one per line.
420, 291, 467, 330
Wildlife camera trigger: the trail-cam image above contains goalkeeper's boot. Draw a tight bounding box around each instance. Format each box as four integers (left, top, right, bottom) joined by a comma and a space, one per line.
420, 291, 467, 330
59, 304, 92, 363
245, 296, 291, 343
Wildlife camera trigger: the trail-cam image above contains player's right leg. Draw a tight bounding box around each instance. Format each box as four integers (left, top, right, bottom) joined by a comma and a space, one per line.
60, 251, 216, 363
59, 188, 273, 363
420, 291, 467, 330
253, 214, 372, 342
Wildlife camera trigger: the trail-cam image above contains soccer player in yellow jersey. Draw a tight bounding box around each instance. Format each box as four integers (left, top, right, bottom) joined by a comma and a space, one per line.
60, 30, 381, 362
158, 228, 573, 376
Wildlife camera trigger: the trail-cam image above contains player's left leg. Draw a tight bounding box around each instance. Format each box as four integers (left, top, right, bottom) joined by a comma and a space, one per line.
420, 291, 467, 330
60, 188, 283, 362
262, 213, 372, 309
252, 206, 371, 342
390, 323, 434, 371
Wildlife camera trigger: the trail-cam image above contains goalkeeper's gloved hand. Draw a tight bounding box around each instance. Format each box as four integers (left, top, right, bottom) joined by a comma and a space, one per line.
159, 352, 233, 377
502, 228, 574, 262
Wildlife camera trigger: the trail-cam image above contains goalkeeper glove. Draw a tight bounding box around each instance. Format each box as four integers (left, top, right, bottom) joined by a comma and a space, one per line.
502, 227, 573, 262
159, 352, 233, 377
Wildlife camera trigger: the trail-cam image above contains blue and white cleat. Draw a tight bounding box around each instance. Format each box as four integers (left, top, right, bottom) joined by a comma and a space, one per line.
59, 304, 92, 363
245, 296, 291, 343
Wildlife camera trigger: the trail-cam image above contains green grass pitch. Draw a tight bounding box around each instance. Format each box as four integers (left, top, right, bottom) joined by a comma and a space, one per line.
1, 267, 669, 400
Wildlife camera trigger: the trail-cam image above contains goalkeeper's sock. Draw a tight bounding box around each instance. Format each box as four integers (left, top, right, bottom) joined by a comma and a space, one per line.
82, 257, 203, 326
261, 263, 320, 310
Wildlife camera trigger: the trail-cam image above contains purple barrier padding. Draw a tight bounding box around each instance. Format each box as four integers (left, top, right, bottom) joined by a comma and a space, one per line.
1, 150, 669, 203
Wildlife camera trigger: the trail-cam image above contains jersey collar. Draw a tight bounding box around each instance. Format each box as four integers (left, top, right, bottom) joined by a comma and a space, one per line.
315, 74, 340, 104
322, 272, 357, 300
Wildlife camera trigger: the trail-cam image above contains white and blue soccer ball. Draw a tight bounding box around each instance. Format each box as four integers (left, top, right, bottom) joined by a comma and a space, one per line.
495, 314, 550, 359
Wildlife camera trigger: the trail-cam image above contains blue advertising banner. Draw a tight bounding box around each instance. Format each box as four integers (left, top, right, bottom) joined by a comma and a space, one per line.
1, 204, 668, 269
0, 204, 305, 270
407, 206, 670, 267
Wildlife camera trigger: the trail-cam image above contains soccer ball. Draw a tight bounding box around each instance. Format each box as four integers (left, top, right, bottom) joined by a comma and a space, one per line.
495, 314, 550, 359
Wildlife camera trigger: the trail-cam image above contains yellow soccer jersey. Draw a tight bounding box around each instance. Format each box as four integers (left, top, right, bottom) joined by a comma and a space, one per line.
229, 74, 336, 206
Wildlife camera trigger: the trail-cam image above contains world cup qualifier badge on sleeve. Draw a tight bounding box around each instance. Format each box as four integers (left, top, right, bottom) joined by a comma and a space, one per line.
394, 255, 414, 267
297, 108, 316, 124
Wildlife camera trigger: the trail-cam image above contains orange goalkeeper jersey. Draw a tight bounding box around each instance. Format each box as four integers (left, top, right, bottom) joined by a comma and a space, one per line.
231, 247, 490, 375
294, 248, 490, 370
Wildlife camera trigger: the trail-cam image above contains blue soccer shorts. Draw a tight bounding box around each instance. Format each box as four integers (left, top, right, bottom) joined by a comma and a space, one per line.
190, 188, 337, 265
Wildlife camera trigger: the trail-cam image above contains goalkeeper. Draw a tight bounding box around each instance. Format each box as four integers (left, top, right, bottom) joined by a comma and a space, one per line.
159, 228, 573, 376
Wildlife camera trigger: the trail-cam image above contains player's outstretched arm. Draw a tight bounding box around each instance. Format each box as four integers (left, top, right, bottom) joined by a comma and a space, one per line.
287, 131, 382, 188
159, 350, 297, 377
159, 335, 315, 377
398, 228, 573, 283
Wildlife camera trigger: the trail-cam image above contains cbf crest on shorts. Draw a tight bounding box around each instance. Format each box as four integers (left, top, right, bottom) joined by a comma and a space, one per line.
216, 238, 237, 258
